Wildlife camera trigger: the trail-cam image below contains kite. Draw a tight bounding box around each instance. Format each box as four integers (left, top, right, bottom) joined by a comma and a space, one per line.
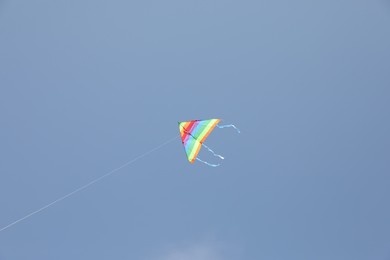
178, 119, 240, 167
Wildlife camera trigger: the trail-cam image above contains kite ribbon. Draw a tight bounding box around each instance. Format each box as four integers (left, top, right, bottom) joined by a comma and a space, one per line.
202, 143, 224, 160
217, 124, 241, 133
195, 123, 240, 167
196, 157, 220, 167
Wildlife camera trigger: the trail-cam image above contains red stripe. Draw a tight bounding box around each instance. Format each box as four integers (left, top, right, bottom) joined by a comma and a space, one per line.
181, 120, 197, 142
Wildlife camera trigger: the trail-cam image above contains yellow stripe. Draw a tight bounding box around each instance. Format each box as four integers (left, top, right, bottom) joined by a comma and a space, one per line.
189, 140, 202, 163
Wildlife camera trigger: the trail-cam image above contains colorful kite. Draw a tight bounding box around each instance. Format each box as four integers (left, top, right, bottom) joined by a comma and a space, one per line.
178, 119, 240, 167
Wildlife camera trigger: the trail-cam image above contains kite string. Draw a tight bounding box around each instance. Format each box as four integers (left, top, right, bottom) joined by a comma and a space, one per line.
0, 135, 179, 233
196, 157, 220, 167
217, 124, 241, 133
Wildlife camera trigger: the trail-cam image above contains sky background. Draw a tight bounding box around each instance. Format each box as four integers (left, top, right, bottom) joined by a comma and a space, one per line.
1, 0, 390, 259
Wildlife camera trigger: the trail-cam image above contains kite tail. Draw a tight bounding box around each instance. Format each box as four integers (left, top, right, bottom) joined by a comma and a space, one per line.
196, 157, 220, 167
202, 143, 224, 160
217, 124, 241, 133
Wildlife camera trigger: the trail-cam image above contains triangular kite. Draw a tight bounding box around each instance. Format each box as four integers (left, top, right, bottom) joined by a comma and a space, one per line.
178, 119, 240, 167
178, 119, 220, 164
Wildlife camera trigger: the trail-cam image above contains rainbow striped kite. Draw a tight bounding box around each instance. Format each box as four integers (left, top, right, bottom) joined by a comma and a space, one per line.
178, 119, 240, 167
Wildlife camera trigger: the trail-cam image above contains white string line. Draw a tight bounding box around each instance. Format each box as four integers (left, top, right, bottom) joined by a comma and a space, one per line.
0, 135, 179, 233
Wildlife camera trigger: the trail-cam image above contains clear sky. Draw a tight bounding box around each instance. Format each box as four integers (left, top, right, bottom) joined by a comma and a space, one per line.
0, 0, 389, 259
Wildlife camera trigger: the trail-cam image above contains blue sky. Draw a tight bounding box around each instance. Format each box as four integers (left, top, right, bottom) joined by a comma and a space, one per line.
0, 0, 390, 259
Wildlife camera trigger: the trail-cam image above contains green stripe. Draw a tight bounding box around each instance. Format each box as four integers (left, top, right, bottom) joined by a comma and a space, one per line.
197, 120, 217, 141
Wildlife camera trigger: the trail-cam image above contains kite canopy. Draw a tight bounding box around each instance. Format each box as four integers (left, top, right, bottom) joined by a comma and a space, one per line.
178, 119, 220, 163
